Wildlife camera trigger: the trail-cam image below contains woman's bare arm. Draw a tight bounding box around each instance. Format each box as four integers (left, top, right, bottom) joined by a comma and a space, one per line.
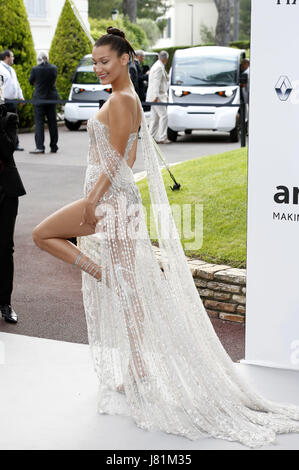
80, 93, 135, 226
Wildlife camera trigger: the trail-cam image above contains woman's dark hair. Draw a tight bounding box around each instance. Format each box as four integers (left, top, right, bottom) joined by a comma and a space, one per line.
94, 27, 136, 62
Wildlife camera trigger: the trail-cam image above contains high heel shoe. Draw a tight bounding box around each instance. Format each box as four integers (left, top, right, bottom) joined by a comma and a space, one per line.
116, 383, 126, 394
117, 370, 157, 404
0, 304, 18, 323
116, 362, 148, 394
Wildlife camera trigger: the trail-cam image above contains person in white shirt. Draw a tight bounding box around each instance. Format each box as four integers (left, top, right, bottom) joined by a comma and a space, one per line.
0, 50, 24, 151
146, 51, 171, 144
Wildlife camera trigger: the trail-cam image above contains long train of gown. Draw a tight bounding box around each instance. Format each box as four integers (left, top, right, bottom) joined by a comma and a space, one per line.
77, 103, 299, 449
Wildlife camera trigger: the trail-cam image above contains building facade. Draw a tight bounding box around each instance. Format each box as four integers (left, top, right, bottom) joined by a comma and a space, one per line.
154, 0, 217, 49
24, 0, 90, 55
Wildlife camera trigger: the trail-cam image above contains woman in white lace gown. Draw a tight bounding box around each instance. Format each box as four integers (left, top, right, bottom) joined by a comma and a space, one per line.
33, 27, 299, 448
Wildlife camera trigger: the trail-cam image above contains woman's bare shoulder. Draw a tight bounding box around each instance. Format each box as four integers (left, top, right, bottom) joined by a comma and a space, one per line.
108, 91, 138, 127
109, 90, 136, 109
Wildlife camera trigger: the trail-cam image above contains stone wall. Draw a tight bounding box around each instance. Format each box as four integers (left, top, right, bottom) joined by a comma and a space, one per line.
152, 246, 246, 324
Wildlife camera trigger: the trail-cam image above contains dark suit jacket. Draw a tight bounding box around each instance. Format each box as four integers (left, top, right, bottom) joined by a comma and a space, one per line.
129, 60, 139, 94
29, 62, 60, 101
0, 111, 26, 199
134, 59, 146, 101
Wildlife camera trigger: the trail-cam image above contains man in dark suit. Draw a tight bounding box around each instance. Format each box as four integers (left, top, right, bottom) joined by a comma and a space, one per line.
134, 50, 150, 111
0, 103, 26, 323
129, 58, 139, 95
29, 52, 59, 154
134, 50, 146, 103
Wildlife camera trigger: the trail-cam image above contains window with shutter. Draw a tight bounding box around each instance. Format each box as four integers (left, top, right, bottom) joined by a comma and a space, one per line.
24, 0, 46, 18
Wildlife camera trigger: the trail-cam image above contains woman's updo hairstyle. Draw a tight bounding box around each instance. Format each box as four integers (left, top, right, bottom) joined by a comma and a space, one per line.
94, 26, 136, 62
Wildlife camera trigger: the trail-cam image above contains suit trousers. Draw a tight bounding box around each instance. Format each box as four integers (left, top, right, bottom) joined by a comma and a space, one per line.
34, 104, 58, 151
0, 196, 18, 305
4, 102, 20, 148
148, 102, 168, 142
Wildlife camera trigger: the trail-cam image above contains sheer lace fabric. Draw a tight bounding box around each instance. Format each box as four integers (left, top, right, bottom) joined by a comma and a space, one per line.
77, 109, 299, 449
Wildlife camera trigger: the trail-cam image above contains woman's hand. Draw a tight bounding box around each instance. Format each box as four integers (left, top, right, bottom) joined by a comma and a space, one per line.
80, 198, 98, 229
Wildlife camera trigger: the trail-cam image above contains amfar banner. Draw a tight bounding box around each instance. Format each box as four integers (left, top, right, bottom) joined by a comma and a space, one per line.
243, 0, 299, 370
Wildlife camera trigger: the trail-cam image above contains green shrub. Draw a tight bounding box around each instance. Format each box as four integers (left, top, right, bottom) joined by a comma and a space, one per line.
230, 40, 250, 50
90, 15, 149, 50
137, 18, 160, 48
0, 0, 36, 128
49, 0, 93, 100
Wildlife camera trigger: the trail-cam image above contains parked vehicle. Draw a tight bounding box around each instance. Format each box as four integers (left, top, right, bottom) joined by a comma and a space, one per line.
64, 52, 158, 131
167, 46, 247, 142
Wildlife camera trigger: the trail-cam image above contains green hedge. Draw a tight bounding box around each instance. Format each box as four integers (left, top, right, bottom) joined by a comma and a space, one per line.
153, 41, 250, 72
49, 0, 93, 100
90, 15, 149, 50
0, 0, 36, 128
230, 40, 250, 50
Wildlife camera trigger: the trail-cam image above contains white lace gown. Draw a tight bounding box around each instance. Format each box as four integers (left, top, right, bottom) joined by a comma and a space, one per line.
77, 107, 299, 449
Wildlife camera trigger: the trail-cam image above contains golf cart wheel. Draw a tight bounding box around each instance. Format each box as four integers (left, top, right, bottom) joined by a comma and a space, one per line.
65, 120, 82, 131
229, 125, 240, 143
167, 127, 178, 142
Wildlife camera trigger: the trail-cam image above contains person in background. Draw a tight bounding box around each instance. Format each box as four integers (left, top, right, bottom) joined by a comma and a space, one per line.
146, 50, 171, 144
240, 58, 250, 105
135, 50, 151, 111
29, 51, 59, 154
128, 57, 139, 94
0, 50, 25, 151
0, 100, 26, 324
240, 58, 250, 135
134, 50, 147, 105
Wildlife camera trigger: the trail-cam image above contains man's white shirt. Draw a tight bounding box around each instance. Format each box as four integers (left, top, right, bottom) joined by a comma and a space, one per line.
0, 61, 24, 100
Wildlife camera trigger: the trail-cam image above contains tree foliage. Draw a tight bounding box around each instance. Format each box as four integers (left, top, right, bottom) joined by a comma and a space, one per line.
240, 0, 251, 40
89, 0, 169, 21
0, 0, 36, 128
89, 0, 122, 19
200, 24, 216, 44
90, 15, 149, 50
49, 0, 93, 99
137, 18, 161, 47
137, 0, 169, 21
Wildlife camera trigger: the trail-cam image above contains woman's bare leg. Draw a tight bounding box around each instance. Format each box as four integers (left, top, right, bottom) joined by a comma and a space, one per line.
34, 197, 146, 392
32, 198, 102, 280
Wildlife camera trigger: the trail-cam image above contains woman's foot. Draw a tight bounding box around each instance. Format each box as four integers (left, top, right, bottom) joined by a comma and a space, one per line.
116, 383, 125, 394
116, 362, 148, 394
116, 375, 148, 394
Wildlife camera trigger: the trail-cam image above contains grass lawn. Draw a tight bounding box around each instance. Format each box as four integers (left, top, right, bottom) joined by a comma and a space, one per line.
136, 147, 248, 269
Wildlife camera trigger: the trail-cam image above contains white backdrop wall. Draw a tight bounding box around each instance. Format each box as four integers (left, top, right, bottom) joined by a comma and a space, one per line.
243, 0, 299, 371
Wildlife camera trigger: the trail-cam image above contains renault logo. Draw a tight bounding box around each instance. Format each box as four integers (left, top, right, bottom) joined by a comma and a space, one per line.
275, 76, 293, 101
